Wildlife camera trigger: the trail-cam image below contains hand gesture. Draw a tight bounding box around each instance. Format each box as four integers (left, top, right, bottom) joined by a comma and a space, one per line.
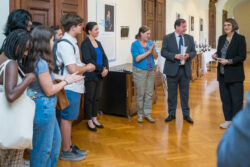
184, 53, 190, 61
64, 72, 84, 85
218, 58, 228, 65
212, 54, 217, 60
149, 43, 155, 53
175, 54, 184, 60
86, 63, 96, 72
101, 68, 108, 78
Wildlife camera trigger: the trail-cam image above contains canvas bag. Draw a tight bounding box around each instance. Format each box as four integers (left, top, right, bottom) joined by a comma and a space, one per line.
0, 60, 35, 149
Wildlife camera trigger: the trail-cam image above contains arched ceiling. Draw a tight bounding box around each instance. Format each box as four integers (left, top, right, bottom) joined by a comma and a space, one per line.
223, 0, 249, 17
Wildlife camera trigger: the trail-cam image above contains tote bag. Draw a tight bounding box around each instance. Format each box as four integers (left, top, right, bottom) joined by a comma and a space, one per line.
0, 60, 35, 149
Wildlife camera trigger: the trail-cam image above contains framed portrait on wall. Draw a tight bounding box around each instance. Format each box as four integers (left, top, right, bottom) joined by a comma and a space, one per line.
97, 0, 116, 62
190, 16, 194, 31
200, 18, 203, 32
176, 13, 181, 20
105, 4, 114, 32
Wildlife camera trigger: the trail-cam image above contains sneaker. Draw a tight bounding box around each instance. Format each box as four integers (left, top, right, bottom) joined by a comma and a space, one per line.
145, 116, 155, 123
71, 144, 87, 156
137, 116, 143, 123
220, 121, 232, 129
60, 150, 86, 161
21, 159, 30, 167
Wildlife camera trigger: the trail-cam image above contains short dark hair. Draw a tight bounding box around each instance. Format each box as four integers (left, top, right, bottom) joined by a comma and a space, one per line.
31, 21, 42, 32
84, 22, 98, 35
174, 19, 186, 29
135, 26, 150, 39
0, 29, 33, 72
225, 18, 239, 31
60, 13, 83, 32
50, 25, 60, 35
4, 9, 32, 36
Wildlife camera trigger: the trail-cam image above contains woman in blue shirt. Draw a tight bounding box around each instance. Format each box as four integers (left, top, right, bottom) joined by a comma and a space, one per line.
131, 26, 158, 123
81, 22, 109, 131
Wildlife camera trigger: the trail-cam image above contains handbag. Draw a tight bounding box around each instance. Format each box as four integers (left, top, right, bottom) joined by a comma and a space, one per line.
55, 79, 69, 111
0, 60, 35, 149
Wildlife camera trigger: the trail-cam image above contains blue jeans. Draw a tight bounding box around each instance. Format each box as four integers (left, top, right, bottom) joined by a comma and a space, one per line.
31, 97, 61, 167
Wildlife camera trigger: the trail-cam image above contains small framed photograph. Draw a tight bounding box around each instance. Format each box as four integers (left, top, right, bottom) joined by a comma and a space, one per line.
176, 13, 181, 20
200, 18, 203, 32
190, 16, 194, 31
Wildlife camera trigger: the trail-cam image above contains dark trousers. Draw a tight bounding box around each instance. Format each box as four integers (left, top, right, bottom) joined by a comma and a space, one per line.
166, 67, 190, 117
219, 78, 244, 121
84, 80, 102, 120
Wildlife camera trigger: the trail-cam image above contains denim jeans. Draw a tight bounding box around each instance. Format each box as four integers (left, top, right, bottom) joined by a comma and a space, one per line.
31, 96, 61, 167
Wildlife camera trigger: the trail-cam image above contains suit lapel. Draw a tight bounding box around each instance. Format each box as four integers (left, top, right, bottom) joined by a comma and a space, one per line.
87, 37, 97, 59
172, 33, 179, 53
183, 34, 188, 47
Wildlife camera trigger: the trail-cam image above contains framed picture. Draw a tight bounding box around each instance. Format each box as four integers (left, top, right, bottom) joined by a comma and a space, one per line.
190, 16, 194, 31
97, 0, 116, 62
105, 4, 114, 32
176, 13, 181, 20
200, 18, 203, 32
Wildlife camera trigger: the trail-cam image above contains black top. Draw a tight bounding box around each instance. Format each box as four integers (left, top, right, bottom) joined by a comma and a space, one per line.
81, 37, 109, 81
216, 32, 246, 83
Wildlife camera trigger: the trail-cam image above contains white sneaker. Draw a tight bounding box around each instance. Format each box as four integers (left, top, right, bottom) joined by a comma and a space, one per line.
22, 159, 30, 167
220, 121, 232, 129
137, 116, 143, 123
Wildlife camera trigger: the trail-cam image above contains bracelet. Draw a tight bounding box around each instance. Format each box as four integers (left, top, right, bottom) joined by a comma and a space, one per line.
63, 80, 69, 85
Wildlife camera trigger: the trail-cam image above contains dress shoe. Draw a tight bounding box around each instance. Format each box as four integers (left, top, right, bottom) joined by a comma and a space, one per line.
165, 115, 176, 122
93, 122, 104, 128
183, 116, 194, 124
87, 123, 97, 131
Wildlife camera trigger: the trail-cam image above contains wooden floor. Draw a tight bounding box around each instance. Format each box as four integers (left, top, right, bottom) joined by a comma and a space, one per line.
57, 53, 250, 167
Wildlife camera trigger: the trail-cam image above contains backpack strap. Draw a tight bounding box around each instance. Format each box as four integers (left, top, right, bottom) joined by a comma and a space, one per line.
53, 39, 76, 75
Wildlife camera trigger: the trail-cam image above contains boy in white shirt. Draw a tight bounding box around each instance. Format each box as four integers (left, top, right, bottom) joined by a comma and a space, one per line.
57, 13, 95, 161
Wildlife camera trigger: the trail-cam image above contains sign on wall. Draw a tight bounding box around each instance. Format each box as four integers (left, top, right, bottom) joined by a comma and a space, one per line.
96, 0, 116, 62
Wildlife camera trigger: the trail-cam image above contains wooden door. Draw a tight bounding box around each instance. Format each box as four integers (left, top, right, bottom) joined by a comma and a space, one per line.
142, 0, 155, 39
155, 0, 166, 40
10, 0, 88, 41
10, 0, 55, 26
142, 0, 166, 40
209, 0, 217, 48
222, 10, 228, 34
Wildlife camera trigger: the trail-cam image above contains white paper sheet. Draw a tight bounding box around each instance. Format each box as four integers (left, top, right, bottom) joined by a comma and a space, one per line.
180, 46, 187, 65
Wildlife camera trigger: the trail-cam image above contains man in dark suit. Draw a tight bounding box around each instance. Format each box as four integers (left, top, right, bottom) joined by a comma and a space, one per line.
161, 19, 196, 124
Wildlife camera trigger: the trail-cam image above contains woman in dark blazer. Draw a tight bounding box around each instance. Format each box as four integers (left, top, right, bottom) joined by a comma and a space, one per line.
81, 22, 109, 131
212, 18, 246, 129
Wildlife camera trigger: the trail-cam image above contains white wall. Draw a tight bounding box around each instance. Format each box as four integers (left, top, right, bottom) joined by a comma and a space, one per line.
89, 0, 210, 67
0, 0, 9, 46
234, 0, 250, 51
166, 0, 209, 45
88, 0, 142, 67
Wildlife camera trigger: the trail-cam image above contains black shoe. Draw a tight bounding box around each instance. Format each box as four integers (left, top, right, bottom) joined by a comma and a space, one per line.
183, 116, 194, 124
87, 123, 97, 131
165, 115, 176, 122
93, 122, 104, 128
71, 144, 87, 156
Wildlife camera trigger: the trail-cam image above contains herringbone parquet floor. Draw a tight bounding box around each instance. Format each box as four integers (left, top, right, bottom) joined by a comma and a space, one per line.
57, 53, 250, 167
